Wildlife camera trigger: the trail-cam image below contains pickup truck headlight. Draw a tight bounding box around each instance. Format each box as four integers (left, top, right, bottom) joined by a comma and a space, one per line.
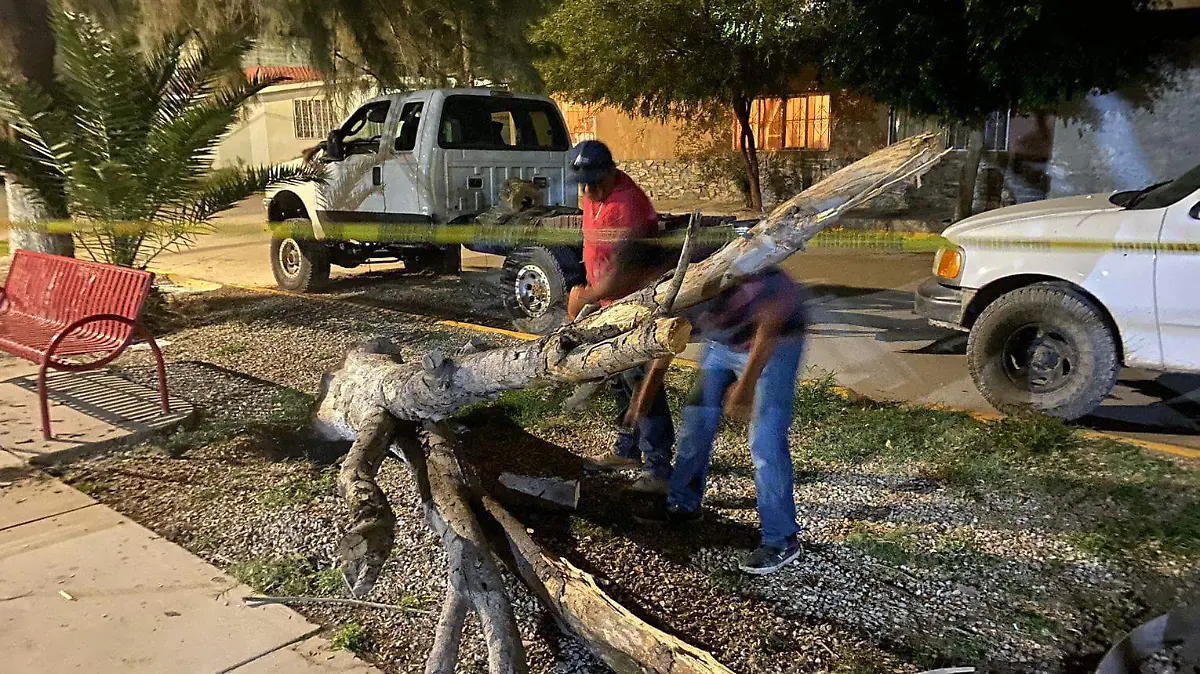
934, 246, 964, 281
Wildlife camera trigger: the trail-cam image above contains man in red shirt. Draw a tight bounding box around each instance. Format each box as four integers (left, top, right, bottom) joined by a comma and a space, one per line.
565, 140, 675, 494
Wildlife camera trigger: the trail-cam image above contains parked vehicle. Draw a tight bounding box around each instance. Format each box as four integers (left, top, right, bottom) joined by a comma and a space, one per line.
266, 87, 739, 334
264, 88, 578, 293
914, 162, 1200, 420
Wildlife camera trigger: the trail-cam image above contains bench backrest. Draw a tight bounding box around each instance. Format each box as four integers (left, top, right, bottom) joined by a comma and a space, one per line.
4, 250, 154, 338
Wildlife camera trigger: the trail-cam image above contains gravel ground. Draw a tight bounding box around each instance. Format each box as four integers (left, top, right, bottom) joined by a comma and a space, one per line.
56, 285, 1200, 674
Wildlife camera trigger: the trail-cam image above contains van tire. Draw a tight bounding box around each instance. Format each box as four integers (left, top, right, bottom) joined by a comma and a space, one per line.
270, 219, 330, 292
501, 246, 583, 335
967, 283, 1119, 420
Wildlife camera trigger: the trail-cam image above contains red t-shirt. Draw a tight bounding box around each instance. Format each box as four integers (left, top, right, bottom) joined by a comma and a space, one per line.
581, 170, 658, 288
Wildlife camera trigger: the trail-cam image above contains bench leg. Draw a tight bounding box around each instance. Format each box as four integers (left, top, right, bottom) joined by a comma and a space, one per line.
146, 335, 170, 414
37, 359, 53, 441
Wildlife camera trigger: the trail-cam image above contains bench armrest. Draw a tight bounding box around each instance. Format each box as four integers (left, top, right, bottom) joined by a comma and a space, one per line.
44, 313, 147, 369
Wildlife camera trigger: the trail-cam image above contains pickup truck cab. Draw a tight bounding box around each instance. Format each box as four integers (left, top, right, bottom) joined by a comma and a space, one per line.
265, 88, 577, 293
915, 162, 1200, 420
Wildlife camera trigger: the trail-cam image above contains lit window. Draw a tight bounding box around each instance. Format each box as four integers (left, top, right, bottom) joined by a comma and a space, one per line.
734, 94, 831, 151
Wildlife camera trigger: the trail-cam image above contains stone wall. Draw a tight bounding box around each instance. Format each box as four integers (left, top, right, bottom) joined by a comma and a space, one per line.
618, 159, 744, 203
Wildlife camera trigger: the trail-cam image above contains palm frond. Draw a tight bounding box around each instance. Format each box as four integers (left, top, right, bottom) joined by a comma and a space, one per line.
179, 162, 325, 224
0, 135, 68, 218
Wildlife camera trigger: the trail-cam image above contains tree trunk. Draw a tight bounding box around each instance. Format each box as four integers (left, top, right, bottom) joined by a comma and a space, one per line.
0, 0, 72, 259
733, 97, 764, 212
954, 125, 987, 222
318, 134, 949, 673
5, 177, 74, 258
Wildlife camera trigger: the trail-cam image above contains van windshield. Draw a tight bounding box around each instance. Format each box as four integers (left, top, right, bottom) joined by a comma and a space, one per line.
438, 95, 570, 152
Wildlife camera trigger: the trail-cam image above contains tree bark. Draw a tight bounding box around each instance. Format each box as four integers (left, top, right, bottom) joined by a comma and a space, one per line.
0, 0, 72, 259
954, 125, 987, 222
320, 135, 949, 673
482, 496, 735, 674
733, 96, 764, 212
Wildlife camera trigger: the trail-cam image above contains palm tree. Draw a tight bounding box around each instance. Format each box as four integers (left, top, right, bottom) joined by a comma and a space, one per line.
0, 10, 322, 268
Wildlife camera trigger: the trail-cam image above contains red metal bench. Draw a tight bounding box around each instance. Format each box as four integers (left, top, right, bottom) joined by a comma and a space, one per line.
0, 250, 168, 439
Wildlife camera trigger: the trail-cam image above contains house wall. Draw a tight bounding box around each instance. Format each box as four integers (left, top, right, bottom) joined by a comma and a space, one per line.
213, 82, 343, 168
1046, 64, 1200, 197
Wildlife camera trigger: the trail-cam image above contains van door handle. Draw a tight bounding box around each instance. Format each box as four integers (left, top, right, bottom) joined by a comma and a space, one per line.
372, 166, 383, 186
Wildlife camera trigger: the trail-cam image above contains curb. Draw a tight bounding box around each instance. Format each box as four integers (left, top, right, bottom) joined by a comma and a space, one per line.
149, 267, 1200, 462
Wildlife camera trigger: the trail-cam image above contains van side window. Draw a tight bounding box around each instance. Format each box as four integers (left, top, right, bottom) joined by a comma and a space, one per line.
394, 101, 424, 152
438, 95, 570, 151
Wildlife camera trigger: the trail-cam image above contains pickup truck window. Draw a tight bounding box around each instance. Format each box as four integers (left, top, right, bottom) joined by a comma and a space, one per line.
394, 102, 423, 152
438, 95, 569, 152
341, 101, 390, 147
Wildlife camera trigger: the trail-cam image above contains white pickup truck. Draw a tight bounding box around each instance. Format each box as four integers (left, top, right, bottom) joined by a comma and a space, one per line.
915, 163, 1200, 420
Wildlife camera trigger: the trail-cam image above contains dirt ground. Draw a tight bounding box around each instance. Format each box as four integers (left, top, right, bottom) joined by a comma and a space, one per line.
52, 285, 1200, 674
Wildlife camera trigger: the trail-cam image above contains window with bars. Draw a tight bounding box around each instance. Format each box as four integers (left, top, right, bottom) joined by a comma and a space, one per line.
734, 94, 832, 152
293, 98, 340, 140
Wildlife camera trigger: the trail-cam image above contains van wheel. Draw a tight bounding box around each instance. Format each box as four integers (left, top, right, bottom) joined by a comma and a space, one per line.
270, 219, 330, 292
501, 246, 583, 335
967, 283, 1119, 420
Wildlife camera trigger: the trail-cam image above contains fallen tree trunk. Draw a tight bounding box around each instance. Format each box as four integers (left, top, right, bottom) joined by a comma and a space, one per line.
482, 495, 735, 674
316, 134, 948, 672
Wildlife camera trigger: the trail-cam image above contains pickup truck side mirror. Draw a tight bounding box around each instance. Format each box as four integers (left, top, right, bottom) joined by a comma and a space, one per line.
1190, 201, 1200, 220
323, 129, 346, 162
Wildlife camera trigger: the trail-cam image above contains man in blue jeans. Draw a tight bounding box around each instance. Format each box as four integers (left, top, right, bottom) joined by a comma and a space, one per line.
635, 266, 808, 575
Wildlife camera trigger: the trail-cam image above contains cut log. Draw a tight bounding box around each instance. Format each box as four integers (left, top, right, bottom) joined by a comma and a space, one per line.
498, 473, 580, 510
482, 496, 734, 674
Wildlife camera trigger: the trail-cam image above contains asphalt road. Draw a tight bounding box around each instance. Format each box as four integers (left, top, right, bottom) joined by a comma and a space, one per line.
146, 208, 1200, 452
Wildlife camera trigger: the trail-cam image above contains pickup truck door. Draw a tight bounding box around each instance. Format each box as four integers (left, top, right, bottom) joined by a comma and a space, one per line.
320, 99, 393, 227
1155, 185, 1200, 372
379, 93, 434, 224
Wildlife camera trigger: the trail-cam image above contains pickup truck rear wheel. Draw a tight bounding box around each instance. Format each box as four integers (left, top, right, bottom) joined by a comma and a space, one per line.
270, 219, 330, 292
501, 246, 583, 335
967, 283, 1119, 421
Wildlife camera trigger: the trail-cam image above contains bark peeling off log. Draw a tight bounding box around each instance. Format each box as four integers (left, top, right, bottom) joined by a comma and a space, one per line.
423, 426, 529, 674
315, 318, 687, 440
483, 497, 734, 674
336, 409, 399, 597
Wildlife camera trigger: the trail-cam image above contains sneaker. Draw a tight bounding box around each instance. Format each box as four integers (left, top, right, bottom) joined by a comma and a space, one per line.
633, 502, 702, 526
583, 453, 642, 472
629, 472, 669, 495
738, 537, 803, 575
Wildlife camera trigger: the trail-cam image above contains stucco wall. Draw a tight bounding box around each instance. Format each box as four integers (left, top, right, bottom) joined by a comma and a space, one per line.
1047, 66, 1200, 197
213, 82, 346, 168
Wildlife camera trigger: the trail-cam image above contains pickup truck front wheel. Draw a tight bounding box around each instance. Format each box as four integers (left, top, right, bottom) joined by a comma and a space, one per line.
501, 246, 583, 335
270, 222, 330, 292
967, 283, 1119, 421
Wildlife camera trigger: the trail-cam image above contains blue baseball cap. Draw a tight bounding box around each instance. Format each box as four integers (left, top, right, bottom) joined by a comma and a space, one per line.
569, 140, 616, 185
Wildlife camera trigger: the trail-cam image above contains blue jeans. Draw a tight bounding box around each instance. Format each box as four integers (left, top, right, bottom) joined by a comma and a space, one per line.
668, 339, 804, 549
612, 365, 675, 480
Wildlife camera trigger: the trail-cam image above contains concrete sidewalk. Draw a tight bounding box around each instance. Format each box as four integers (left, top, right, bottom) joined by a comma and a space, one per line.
0, 453, 381, 674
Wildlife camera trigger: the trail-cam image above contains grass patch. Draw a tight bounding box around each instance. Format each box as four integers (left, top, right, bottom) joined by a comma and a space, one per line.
231, 555, 346, 598
570, 516, 614, 543
708, 568, 746, 594
1010, 607, 1060, 638
259, 467, 337, 508
399, 593, 433, 610
212, 342, 249, 358
159, 388, 313, 456
846, 523, 922, 567
232, 554, 322, 596
330, 623, 371, 654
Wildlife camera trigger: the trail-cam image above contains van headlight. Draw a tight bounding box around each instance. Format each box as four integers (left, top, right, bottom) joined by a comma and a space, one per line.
934, 247, 964, 281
